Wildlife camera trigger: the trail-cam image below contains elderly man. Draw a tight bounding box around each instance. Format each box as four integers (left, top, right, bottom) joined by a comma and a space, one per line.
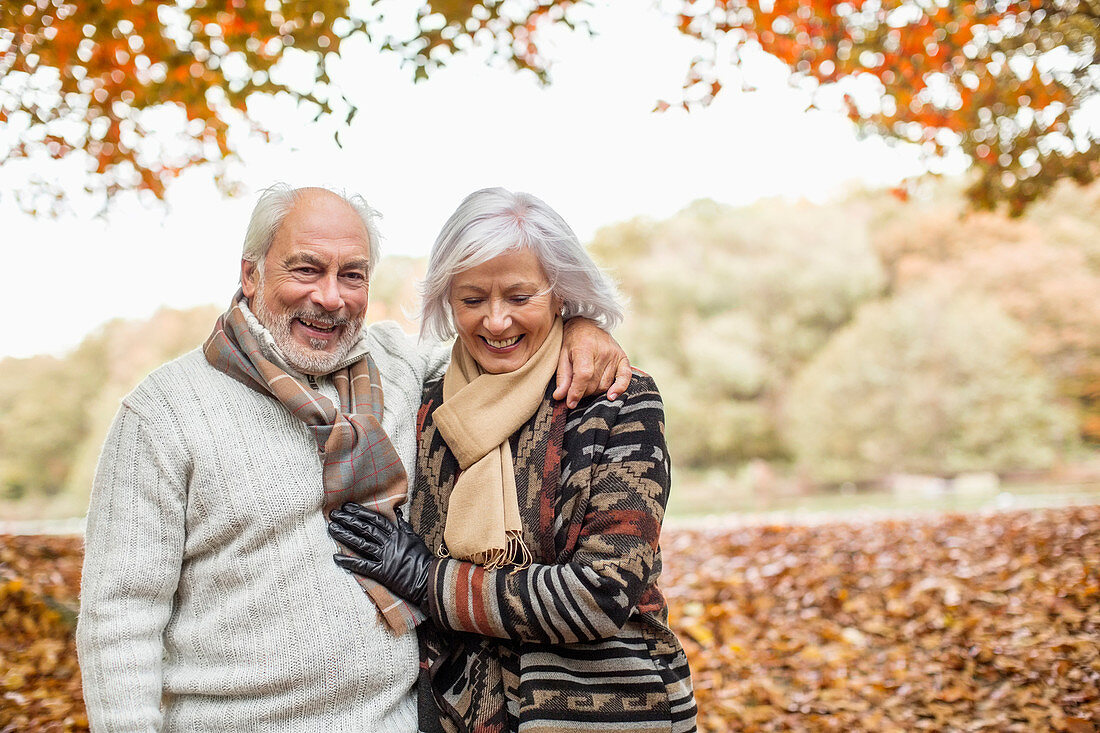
76, 185, 631, 732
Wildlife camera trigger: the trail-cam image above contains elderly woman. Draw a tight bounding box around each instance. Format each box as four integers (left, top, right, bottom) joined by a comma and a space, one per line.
329, 188, 696, 733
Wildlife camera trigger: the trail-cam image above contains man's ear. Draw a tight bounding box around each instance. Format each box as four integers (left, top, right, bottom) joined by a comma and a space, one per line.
241, 259, 258, 298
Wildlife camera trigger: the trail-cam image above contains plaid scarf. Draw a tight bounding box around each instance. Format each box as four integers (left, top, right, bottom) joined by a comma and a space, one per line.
203, 290, 424, 633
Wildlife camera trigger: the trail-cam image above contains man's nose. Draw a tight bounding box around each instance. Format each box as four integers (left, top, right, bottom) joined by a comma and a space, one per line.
310, 274, 345, 312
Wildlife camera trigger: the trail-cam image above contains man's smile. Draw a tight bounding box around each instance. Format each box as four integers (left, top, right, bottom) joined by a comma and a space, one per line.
297, 317, 338, 335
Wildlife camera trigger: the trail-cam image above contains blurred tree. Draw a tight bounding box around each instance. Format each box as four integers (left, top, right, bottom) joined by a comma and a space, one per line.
784, 287, 1076, 483
3, 1, 1096, 214
591, 197, 886, 468
0, 306, 214, 511
869, 179, 1100, 443
0, 0, 581, 212
672, 0, 1100, 215
0, 350, 105, 501
364, 255, 427, 334
592, 181, 1099, 474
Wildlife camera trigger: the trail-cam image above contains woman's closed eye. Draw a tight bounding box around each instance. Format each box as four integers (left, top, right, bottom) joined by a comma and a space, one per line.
457, 293, 538, 307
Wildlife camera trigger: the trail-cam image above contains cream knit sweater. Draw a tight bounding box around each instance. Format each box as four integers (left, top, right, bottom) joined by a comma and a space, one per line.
77, 318, 448, 732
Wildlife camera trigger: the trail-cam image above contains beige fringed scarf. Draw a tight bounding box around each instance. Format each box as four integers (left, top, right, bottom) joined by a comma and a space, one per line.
433, 317, 563, 569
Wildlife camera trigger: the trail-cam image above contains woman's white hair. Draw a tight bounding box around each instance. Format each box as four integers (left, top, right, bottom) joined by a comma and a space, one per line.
419, 187, 624, 341
241, 183, 383, 276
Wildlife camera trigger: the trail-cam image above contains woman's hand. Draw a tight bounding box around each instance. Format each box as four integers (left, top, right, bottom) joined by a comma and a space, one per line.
328, 503, 434, 608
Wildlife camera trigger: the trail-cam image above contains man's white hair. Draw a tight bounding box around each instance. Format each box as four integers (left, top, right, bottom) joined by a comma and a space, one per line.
419, 187, 624, 342
241, 183, 383, 276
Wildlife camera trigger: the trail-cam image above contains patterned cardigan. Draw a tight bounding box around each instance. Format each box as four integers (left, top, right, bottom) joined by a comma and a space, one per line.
407, 371, 697, 733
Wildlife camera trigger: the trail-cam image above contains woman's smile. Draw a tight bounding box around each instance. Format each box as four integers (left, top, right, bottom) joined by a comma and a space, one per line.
482, 334, 523, 350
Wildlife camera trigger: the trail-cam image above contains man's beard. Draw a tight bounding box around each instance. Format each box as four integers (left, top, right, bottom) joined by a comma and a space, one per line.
253, 279, 364, 375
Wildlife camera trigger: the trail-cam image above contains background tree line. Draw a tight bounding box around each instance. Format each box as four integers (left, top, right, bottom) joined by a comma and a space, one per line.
2, 178, 1097, 518
595, 178, 1098, 482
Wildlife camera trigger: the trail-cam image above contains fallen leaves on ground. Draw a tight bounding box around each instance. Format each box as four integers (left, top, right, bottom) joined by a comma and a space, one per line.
662, 506, 1100, 732
2, 507, 1098, 731
0, 535, 86, 732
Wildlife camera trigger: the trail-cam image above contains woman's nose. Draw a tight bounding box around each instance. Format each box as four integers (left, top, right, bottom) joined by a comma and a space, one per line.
485, 301, 512, 333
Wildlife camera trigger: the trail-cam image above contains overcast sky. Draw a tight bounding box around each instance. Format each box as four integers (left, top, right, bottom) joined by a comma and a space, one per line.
0, 4, 929, 359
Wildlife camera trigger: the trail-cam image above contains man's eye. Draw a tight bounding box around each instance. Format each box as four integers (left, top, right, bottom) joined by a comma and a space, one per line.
295, 267, 318, 275
343, 272, 366, 281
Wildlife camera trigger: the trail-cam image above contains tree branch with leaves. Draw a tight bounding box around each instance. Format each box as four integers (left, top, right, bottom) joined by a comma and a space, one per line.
671, 0, 1100, 214
2, 0, 1097, 214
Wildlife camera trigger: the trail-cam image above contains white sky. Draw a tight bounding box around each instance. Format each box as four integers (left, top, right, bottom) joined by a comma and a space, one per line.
0, 4, 928, 359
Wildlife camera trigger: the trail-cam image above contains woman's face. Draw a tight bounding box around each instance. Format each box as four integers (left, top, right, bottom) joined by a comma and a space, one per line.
449, 248, 561, 374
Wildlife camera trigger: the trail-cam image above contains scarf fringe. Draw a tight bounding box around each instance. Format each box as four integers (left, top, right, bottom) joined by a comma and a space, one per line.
464, 531, 533, 573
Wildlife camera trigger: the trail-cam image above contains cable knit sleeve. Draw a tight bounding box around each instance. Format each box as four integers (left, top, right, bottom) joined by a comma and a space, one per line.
76, 401, 188, 732
417, 339, 451, 382
366, 321, 451, 385
424, 376, 670, 644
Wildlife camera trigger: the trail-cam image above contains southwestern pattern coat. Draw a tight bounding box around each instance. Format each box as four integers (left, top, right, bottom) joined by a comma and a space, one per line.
408, 371, 697, 733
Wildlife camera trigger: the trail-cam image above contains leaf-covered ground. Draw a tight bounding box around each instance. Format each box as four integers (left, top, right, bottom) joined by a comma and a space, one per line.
2, 507, 1098, 732
663, 506, 1100, 732
0, 533, 85, 731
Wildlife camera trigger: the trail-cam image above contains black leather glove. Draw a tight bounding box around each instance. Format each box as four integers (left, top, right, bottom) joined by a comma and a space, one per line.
328, 503, 433, 608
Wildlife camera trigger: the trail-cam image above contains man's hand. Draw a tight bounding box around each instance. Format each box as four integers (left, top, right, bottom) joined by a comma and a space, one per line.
555, 318, 632, 408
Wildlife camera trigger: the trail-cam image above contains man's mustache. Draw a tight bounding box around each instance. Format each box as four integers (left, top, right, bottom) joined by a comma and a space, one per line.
291, 309, 354, 327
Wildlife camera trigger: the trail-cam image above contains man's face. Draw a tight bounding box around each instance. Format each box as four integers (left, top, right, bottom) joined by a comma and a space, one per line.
241, 189, 371, 375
